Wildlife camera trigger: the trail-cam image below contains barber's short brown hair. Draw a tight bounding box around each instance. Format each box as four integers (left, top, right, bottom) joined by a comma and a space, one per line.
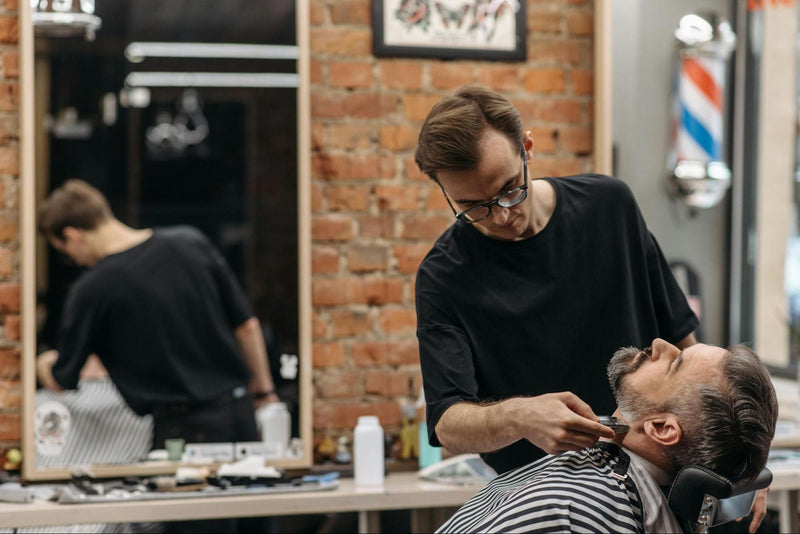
414, 84, 523, 183
38, 179, 113, 240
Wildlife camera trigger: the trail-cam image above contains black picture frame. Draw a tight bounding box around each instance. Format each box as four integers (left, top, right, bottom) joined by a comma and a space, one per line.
372, 0, 527, 61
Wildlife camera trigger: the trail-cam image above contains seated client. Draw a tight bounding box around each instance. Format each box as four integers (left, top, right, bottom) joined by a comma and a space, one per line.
437, 339, 778, 534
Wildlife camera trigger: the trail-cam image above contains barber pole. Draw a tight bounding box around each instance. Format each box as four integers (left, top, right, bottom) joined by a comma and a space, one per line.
668, 12, 736, 209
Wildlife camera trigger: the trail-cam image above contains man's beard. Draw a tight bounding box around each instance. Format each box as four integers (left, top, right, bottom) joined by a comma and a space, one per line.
607, 345, 657, 421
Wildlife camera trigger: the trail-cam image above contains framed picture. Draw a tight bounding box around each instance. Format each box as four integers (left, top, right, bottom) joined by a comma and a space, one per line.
373, 0, 527, 61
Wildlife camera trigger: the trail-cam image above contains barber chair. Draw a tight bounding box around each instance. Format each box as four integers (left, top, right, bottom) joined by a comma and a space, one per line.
667, 465, 772, 533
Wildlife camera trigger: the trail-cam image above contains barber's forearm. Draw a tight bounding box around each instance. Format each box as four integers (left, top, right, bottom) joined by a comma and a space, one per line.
435, 400, 524, 454
676, 332, 697, 349
36, 350, 64, 391
234, 317, 276, 394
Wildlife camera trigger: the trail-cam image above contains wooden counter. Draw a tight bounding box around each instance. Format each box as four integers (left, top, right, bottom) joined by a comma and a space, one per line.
0, 472, 483, 532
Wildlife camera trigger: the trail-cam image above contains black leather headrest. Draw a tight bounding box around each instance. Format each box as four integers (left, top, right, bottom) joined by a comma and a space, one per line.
667, 465, 772, 525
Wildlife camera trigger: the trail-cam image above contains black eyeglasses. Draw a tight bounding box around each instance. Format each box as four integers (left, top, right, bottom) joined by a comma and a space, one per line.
441, 148, 529, 224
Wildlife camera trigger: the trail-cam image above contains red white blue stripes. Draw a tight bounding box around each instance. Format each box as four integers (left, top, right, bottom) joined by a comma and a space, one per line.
677, 55, 725, 161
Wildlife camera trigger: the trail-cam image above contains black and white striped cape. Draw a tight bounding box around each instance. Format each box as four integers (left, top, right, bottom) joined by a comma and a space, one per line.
437, 443, 650, 534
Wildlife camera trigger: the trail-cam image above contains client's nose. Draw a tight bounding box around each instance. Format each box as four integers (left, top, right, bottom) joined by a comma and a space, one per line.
651, 338, 678, 361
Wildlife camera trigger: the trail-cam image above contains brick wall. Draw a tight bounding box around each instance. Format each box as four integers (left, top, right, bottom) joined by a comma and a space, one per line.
0, 0, 18, 449
309, 0, 595, 449
0, 0, 596, 454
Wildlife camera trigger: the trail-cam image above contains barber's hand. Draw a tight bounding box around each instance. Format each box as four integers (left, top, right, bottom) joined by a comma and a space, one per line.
253, 391, 280, 410
748, 487, 768, 533
518, 392, 617, 455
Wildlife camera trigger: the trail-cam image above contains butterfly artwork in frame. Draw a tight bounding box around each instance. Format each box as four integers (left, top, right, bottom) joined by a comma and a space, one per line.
372, 0, 527, 60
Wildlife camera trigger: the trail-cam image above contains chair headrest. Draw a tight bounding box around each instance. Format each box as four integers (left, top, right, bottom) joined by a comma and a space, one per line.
667, 465, 772, 526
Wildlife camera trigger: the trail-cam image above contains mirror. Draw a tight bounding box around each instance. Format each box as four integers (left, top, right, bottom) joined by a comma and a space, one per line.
595, 0, 734, 348
20, 0, 312, 480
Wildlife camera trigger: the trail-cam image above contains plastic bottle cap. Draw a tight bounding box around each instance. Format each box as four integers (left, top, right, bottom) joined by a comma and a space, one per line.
357, 415, 379, 426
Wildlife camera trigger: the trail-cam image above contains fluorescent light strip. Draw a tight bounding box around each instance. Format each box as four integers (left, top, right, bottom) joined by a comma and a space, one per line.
124, 72, 299, 88
125, 42, 299, 62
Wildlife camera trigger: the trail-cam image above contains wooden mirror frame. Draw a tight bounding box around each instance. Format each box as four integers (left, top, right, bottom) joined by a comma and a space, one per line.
594, 0, 612, 176
19, 0, 313, 481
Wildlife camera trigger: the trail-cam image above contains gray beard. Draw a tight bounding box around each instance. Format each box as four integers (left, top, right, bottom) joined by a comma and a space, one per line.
607, 346, 657, 421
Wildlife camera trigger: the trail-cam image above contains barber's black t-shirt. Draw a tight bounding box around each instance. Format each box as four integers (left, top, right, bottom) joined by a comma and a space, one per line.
52, 226, 254, 415
415, 174, 698, 474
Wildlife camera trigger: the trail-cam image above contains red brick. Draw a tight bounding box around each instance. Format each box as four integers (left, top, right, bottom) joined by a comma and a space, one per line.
394, 243, 431, 274
313, 278, 366, 306
313, 153, 395, 181
1, 52, 17, 78
311, 122, 325, 150
0, 283, 19, 312
531, 157, 586, 178
425, 186, 450, 211
358, 214, 396, 239
378, 124, 418, 151
348, 245, 389, 273
405, 156, 428, 181
0, 413, 19, 441
330, 309, 371, 337
316, 370, 363, 399
531, 127, 557, 154
571, 69, 593, 95
329, 61, 373, 89
313, 400, 401, 429
3, 0, 16, 10
566, 9, 594, 36
309, 0, 326, 25
365, 370, 411, 396
530, 40, 583, 66
0, 348, 19, 379
0, 147, 17, 175
380, 60, 424, 90
312, 215, 353, 241
363, 277, 405, 305
353, 341, 389, 366
0, 116, 18, 143
560, 126, 593, 154
0, 248, 11, 276
375, 185, 418, 211
312, 246, 340, 274
476, 66, 519, 92
430, 63, 475, 90
524, 68, 566, 94
378, 307, 417, 334
402, 93, 444, 122
0, 17, 17, 44
330, 0, 370, 25
535, 99, 582, 123
528, 9, 562, 33
312, 92, 398, 119
313, 311, 328, 339
310, 28, 371, 56
388, 339, 420, 366
400, 214, 451, 240
327, 124, 373, 150
0, 379, 20, 408
327, 185, 371, 211
312, 341, 346, 367
311, 182, 324, 212
4, 314, 18, 341
310, 60, 324, 85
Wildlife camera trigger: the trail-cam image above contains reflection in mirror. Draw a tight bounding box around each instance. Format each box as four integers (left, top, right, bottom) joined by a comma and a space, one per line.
22, 0, 311, 479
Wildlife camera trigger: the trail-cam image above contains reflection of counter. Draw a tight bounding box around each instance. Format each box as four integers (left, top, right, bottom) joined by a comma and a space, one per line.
0, 472, 482, 533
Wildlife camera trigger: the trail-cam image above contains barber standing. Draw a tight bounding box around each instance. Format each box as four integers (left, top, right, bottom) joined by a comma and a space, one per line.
413, 85, 699, 474
36, 179, 279, 450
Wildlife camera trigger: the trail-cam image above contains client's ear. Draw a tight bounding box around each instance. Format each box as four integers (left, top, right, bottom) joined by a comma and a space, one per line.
642, 414, 681, 447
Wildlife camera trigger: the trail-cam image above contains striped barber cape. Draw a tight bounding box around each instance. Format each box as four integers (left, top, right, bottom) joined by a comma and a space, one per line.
438, 442, 655, 534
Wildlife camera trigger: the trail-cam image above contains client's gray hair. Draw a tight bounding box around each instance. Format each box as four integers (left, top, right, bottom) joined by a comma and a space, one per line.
665, 345, 777, 482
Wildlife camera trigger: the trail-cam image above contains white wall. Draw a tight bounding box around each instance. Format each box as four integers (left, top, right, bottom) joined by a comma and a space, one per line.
612, 0, 732, 345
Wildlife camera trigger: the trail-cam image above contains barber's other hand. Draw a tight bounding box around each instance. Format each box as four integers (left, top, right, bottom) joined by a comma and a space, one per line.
253, 391, 280, 410
748, 487, 768, 533
517, 392, 617, 455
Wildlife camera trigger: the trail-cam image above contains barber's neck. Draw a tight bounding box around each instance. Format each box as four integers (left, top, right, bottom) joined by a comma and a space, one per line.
88, 219, 153, 261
